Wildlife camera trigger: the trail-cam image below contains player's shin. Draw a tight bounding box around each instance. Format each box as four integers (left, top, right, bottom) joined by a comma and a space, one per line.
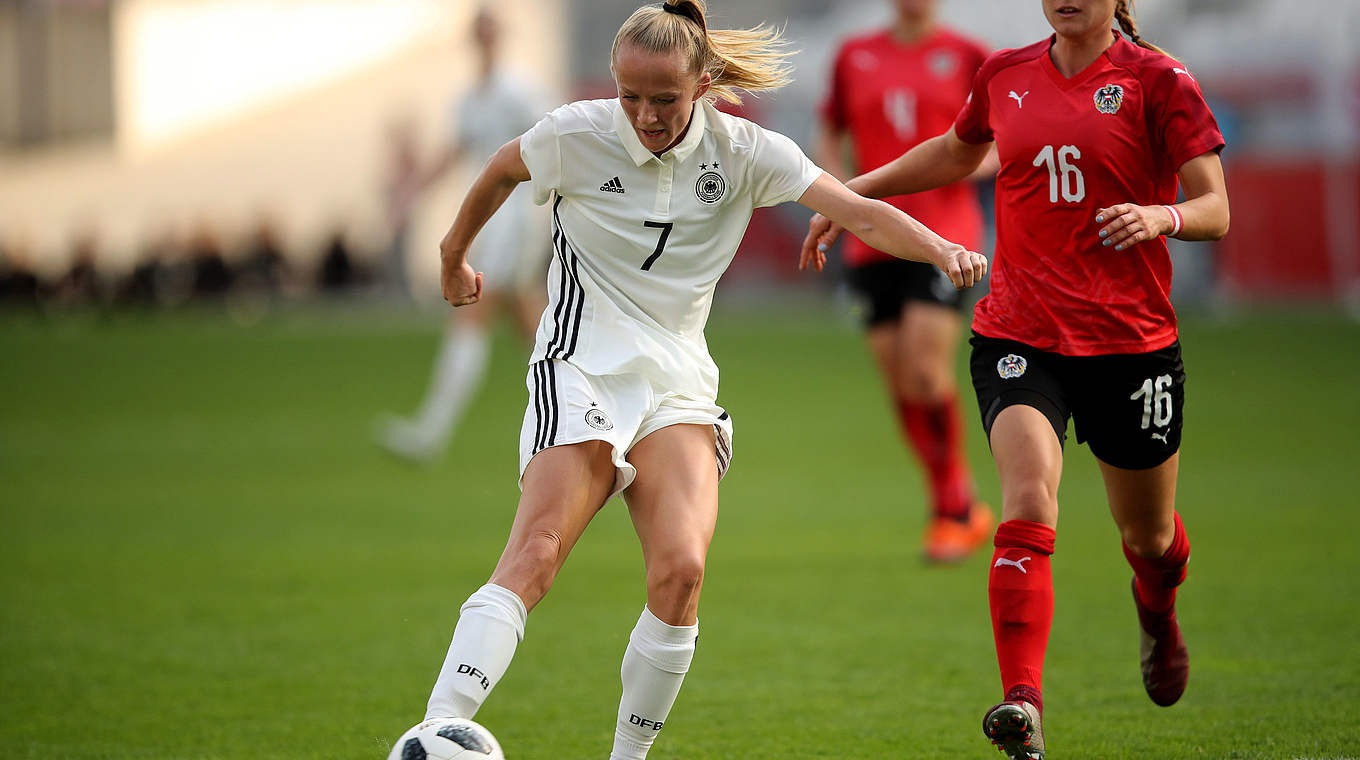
426, 583, 527, 719
610, 607, 698, 760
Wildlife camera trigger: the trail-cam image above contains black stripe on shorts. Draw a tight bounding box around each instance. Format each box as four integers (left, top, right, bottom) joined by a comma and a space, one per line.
532, 360, 558, 453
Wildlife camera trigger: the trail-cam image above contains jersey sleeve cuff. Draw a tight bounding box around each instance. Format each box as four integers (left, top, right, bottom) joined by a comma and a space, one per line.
1168, 136, 1225, 175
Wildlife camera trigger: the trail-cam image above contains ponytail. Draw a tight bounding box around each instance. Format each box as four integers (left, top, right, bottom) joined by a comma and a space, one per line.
612, 0, 794, 105
1114, 0, 1169, 57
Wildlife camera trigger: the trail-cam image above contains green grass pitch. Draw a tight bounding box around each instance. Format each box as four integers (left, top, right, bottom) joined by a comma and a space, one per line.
2, 303, 1357, 759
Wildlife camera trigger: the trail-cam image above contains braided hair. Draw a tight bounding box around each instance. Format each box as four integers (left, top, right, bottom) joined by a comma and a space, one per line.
1114, 0, 1169, 56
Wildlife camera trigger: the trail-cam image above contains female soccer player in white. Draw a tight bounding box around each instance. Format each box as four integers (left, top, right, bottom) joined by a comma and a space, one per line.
377, 7, 547, 461
415, 2, 985, 758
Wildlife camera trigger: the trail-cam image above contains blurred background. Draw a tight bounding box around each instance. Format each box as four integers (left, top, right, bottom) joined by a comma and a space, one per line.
2, 0, 1357, 311
3, 3, 1360, 759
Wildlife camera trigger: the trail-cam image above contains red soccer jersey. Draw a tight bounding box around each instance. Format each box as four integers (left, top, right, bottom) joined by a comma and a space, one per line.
954, 33, 1225, 355
822, 28, 989, 266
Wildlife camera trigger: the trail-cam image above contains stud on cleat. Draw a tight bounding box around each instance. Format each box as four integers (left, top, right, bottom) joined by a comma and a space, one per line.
982, 701, 1044, 760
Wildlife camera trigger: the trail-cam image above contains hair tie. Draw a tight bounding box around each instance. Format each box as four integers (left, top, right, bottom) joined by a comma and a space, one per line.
661, 2, 683, 15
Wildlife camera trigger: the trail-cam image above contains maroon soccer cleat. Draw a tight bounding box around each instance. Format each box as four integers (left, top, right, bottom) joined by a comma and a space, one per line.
1132, 577, 1189, 706
982, 700, 1044, 759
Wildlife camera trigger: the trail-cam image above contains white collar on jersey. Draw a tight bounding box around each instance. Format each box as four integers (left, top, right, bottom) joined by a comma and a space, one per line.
612, 97, 709, 167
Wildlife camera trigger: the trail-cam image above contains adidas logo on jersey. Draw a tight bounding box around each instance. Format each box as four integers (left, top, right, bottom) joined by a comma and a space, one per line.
600, 176, 626, 193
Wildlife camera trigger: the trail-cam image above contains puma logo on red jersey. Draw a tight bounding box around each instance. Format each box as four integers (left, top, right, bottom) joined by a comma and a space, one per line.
1008, 90, 1029, 109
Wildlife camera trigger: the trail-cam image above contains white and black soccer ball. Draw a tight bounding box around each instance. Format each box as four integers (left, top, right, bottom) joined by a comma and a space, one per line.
387, 717, 505, 760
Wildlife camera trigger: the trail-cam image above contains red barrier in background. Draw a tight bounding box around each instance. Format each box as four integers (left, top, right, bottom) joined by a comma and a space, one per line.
1218, 159, 1360, 299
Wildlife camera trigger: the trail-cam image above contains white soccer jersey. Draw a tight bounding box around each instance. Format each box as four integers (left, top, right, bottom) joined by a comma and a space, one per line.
452, 70, 538, 161
452, 70, 544, 286
518, 98, 821, 399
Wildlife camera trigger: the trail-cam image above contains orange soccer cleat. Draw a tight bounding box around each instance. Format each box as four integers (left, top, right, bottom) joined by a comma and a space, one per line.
924, 503, 996, 563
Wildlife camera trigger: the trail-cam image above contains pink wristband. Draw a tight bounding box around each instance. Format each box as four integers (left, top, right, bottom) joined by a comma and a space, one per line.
1163, 205, 1183, 237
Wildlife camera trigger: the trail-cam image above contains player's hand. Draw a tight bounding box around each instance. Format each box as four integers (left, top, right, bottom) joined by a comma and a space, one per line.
441, 259, 483, 307
938, 245, 988, 289
799, 213, 844, 272
1095, 203, 1173, 251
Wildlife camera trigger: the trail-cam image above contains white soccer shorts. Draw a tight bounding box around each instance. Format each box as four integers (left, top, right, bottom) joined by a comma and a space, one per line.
517, 358, 734, 498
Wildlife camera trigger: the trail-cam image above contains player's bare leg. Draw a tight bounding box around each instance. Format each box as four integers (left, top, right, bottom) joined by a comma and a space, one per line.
426, 441, 616, 719
1099, 453, 1178, 557
892, 301, 960, 406
489, 440, 617, 606
989, 406, 1062, 529
610, 423, 721, 760
1099, 454, 1190, 706
983, 405, 1062, 758
870, 302, 992, 561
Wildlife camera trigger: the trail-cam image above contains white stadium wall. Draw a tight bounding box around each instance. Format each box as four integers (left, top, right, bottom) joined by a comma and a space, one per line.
0, 0, 565, 291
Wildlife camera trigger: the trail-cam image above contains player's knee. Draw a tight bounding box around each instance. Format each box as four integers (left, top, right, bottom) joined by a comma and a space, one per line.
895, 358, 952, 401
909, 372, 951, 402
1119, 519, 1174, 558
1002, 479, 1057, 524
647, 554, 705, 613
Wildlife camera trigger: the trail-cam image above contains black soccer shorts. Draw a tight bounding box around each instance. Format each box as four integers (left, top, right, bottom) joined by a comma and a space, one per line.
969, 333, 1186, 470
845, 258, 965, 328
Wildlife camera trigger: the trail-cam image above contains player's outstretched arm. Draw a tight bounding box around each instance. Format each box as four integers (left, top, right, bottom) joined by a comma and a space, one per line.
439, 137, 532, 306
801, 128, 991, 273
850, 128, 992, 200
797, 172, 987, 289
1094, 151, 1229, 251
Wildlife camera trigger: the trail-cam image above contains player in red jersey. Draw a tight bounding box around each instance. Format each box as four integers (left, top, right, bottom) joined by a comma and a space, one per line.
817, 0, 996, 563
803, 1, 1229, 757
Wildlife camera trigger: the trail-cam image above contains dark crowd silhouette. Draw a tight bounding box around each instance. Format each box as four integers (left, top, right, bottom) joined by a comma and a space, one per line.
0, 217, 386, 314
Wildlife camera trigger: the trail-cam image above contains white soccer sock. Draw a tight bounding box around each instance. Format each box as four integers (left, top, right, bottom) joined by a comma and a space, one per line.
425, 583, 527, 720
413, 325, 490, 444
610, 607, 698, 760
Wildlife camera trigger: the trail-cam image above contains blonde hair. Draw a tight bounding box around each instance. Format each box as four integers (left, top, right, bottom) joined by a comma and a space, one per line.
611, 0, 793, 105
1114, 0, 1169, 56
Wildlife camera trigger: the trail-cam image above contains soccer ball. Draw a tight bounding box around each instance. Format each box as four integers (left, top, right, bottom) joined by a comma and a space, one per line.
387, 717, 505, 760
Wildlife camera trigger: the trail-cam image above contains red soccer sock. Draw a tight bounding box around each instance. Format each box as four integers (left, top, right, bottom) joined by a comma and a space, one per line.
1123, 511, 1190, 614
989, 519, 1056, 714
897, 395, 974, 521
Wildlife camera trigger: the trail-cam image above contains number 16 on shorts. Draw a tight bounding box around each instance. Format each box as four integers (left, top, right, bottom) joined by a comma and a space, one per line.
1131, 374, 1174, 432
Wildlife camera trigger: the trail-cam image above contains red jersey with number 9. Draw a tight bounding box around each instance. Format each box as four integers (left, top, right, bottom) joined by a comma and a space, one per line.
954, 33, 1224, 356
822, 28, 989, 266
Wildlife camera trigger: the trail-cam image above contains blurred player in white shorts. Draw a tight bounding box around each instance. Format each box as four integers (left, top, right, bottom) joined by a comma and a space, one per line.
377, 6, 549, 461
402, 2, 987, 760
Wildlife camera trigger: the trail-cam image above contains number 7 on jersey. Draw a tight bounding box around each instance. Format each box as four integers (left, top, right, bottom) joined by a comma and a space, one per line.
641, 221, 673, 271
